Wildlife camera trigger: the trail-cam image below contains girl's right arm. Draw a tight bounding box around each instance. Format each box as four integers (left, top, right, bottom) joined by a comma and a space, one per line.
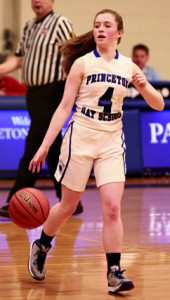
29, 57, 85, 173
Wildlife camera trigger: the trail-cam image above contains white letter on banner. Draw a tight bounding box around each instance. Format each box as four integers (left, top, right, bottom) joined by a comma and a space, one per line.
149, 123, 164, 143
161, 123, 170, 144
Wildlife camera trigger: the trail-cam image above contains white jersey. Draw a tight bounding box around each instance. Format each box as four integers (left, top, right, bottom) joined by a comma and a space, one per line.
72, 49, 133, 131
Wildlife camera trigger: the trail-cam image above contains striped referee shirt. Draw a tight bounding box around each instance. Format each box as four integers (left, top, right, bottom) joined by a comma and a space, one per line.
15, 11, 75, 87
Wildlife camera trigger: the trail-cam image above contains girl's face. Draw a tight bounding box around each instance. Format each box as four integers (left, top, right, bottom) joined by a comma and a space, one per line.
93, 13, 123, 48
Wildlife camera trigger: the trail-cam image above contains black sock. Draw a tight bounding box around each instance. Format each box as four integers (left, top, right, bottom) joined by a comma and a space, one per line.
40, 230, 55, 249
106, 253, 121, 276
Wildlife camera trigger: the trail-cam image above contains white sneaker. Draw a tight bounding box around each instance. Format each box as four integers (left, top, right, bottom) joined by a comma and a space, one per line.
108, 265, 134, 293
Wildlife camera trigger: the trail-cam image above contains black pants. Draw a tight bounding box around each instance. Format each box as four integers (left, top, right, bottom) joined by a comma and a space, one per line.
7, 81, 65, 203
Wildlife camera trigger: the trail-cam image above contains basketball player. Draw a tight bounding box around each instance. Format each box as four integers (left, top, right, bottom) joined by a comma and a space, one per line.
28, 9, 164, 293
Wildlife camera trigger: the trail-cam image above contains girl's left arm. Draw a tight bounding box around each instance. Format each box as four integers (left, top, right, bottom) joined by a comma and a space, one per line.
132, 63, 164, 111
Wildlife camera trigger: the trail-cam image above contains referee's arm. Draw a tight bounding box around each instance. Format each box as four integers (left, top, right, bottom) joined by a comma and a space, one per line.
0, 56, 22, 77
56, 16, 75, 42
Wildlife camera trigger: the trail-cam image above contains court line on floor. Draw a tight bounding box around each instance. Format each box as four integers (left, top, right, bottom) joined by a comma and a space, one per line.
1, 257, 170, 269
58, 232, 170, 259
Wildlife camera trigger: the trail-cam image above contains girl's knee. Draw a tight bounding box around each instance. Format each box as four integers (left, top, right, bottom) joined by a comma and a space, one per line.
61, 199, 78, 216
104, 202, 120, 222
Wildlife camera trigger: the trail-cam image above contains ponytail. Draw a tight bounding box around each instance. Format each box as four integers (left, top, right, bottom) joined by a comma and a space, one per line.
60, 30, 95, 74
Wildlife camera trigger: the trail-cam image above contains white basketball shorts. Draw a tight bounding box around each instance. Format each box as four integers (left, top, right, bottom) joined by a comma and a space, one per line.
55, 121, 126, 192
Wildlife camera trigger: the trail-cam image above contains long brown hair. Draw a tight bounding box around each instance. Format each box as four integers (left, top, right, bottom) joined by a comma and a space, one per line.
60, 9, 123, 74
60, 30, 95, 75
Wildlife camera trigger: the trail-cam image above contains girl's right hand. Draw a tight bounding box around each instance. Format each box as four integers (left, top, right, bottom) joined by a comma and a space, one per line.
29, 145, 49, 173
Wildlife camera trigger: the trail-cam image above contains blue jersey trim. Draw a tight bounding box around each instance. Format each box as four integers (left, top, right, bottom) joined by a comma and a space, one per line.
93, 49, 100, 57
59, 121, 74, 183
93, 49, 119, 59
121, 130, 126, 177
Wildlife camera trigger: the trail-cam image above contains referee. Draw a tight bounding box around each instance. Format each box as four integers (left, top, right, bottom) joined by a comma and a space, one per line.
0, 0, 83, 217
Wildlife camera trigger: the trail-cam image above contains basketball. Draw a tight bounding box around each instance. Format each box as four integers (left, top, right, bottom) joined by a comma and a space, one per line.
9, 188, 50, 229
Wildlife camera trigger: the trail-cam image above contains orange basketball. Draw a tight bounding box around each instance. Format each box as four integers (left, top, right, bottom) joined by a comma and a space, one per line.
9, 188, 50, 229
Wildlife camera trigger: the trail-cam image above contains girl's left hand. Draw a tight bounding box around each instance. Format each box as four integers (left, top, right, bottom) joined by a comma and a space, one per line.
132, 72, 147, 87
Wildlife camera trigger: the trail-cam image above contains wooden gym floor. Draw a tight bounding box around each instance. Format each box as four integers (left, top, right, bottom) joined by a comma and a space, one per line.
0, 177, 170, 300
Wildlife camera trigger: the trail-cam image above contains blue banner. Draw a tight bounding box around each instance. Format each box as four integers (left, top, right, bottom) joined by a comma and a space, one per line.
0, 110, 74, 170
0, 110, 30, 170
141, 111, 170, 167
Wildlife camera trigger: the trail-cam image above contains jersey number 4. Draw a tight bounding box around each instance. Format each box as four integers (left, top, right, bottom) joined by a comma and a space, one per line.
98, 87, 114, 113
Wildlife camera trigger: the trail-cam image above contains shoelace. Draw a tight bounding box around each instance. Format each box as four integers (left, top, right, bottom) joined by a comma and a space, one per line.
34, 249, 47, 273
112, 268, 126, 279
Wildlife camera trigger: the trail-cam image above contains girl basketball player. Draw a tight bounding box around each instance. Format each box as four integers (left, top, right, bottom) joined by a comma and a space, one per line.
28, 9, 164, 293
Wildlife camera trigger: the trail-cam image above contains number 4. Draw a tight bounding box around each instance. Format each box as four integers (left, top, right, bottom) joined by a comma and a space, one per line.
98, 87, 114, 113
